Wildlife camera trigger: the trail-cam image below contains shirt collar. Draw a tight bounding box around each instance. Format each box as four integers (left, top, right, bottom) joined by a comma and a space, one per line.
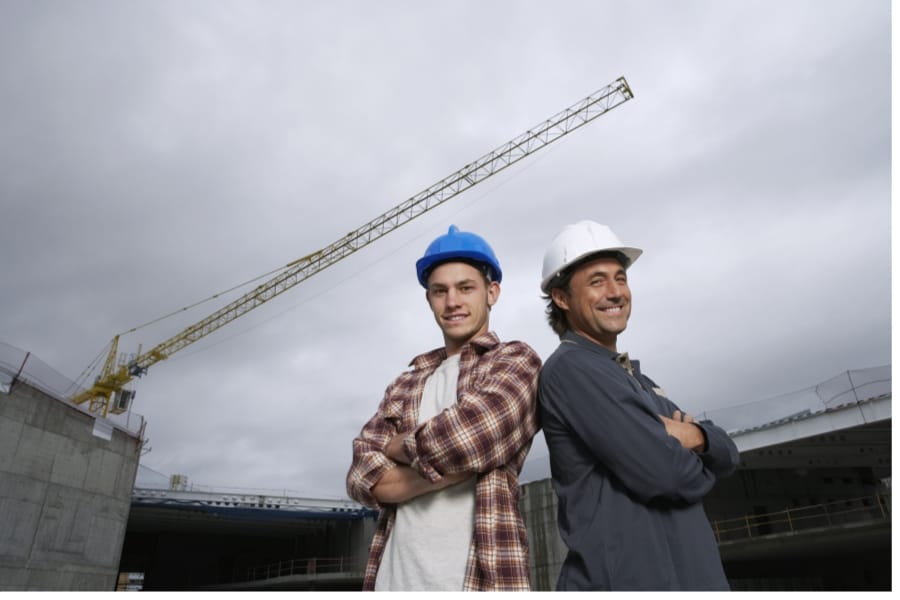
409, 331, 501, 369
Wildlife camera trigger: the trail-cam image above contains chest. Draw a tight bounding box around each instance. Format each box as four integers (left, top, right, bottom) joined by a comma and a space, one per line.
391, 355, 483, 428
617, 368, 669, 415
416, 356, 461, 424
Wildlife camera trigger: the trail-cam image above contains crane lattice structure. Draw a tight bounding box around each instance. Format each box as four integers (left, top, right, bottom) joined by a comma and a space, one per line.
71, 76, 634, 417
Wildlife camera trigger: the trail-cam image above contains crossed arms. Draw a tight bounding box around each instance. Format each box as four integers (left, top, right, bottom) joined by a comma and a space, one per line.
347, 341, 541, 508
540, 360, 738, 505
369, 436, 473, 504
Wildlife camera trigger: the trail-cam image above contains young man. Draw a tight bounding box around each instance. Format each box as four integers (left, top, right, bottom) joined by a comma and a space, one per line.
538, 220, 740, 591
346, 225, 541, 591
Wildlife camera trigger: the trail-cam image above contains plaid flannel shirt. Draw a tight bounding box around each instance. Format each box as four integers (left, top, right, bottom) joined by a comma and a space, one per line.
346, 331, 541, 591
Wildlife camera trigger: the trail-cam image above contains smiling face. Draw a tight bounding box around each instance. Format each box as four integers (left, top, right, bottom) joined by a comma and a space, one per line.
550, 255, 631, 352
425, 261, 500, 355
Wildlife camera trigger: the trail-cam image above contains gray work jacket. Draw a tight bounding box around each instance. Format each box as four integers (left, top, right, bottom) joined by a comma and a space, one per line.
538, 331, 739, 590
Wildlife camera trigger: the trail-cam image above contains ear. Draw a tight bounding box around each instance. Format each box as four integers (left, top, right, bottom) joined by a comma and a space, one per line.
487, 281, 500, 307
550, 287, 570, 311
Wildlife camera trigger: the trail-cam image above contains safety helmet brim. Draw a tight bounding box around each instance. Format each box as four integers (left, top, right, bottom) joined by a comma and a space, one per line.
540, 221, 642, 293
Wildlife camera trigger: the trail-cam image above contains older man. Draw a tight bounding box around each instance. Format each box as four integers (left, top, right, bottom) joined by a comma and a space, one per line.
538, 220, 739, 590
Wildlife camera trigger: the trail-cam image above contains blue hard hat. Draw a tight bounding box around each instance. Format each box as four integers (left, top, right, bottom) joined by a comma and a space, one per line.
415, 225, 503, 287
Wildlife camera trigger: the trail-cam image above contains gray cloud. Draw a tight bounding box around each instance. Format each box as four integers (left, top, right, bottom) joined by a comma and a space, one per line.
1, 0, 890, 494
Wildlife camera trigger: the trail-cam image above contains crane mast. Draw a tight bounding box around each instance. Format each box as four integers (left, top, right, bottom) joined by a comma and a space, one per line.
72, 76, 634, 417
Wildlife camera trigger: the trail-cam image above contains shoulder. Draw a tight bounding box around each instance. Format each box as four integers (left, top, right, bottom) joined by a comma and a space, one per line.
541, 339, 575, 370
470, 332, 541, 364
496, 339, 540, 359
542, 339, 599, 373
407, 345, 447, 371
384, 348, 443, 395
483, 339, 542, 372
541, 340, 624, 391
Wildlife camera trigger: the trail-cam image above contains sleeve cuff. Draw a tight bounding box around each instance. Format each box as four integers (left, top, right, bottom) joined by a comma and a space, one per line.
694, 423, 710, 453
402, 429, 441, 483
354, 453, 398, 508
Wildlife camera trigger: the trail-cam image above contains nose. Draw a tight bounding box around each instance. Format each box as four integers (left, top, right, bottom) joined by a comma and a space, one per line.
445, 288, 463, 307
604, 280, 626, 301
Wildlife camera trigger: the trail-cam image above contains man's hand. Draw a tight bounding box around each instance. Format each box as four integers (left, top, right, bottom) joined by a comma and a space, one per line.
671, 410, 693, 424
660, 411, 706, 452
384, 432, 410, 464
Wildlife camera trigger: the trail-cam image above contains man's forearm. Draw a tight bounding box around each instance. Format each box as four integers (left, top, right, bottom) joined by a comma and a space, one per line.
371, 465, 473, 504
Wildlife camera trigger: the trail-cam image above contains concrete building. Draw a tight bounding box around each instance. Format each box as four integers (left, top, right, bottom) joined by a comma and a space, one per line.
0, 344, 143, 591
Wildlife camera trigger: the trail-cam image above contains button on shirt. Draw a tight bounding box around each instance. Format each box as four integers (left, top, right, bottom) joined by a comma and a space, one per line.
538, 331, 739, 590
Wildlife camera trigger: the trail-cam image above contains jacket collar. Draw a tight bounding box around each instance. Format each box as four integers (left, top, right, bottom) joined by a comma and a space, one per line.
562, 330, 643, 377
561, 330, 617, 358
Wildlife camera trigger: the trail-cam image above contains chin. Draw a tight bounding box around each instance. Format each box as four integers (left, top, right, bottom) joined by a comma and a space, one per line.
446, 330, 473, 342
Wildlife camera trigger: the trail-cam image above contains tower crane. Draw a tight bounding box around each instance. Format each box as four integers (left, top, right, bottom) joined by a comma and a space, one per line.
71, 76, 634, 417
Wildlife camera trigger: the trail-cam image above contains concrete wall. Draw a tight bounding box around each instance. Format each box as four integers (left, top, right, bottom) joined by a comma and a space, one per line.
519, 479, 566, 591
0, 380, 141, 591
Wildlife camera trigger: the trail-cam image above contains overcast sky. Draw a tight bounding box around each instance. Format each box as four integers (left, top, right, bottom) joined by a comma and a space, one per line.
1, 0, 891, 499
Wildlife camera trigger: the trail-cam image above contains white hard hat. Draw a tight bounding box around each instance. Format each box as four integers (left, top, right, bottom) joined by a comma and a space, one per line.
540, 221, 642, 293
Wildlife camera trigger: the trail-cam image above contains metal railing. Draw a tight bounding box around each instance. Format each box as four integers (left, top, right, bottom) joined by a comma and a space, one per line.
232, 555, 367, 584
711, 493, 891, 543
0, 341, 145, 437
697, 365, 890, 434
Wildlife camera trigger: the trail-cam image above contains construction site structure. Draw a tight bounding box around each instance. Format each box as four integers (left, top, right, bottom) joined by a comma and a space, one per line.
71, 77, 634, 417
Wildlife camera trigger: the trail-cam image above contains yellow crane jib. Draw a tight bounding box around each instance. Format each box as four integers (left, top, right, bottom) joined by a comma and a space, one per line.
71, 76, 634, 417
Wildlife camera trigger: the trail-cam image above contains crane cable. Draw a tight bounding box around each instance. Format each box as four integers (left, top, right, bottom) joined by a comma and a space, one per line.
123, 134, 562, 367
68, 340, 114, 394
117, 265, 291, 337
156, 134, 568, 362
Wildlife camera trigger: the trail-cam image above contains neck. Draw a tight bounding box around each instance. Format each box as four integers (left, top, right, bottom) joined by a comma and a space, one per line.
444, 328, 488, 356
571, 328, 617, 352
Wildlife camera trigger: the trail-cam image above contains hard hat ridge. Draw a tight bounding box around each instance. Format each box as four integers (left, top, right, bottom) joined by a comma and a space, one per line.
540, 220, 642, 293
416, 225, 503, 288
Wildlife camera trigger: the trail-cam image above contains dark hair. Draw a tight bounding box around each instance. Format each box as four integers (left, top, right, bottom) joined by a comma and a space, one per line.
543, 251, 629, 339
543, 281, 572, 338
424, 259, 494, 287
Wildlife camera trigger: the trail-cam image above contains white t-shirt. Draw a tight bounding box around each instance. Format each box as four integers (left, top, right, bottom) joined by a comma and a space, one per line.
374, 354, 476, 591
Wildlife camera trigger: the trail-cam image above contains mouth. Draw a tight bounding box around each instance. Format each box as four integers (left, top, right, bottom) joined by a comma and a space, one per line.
598, 305, 625, 315
443, 313, 468, 323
